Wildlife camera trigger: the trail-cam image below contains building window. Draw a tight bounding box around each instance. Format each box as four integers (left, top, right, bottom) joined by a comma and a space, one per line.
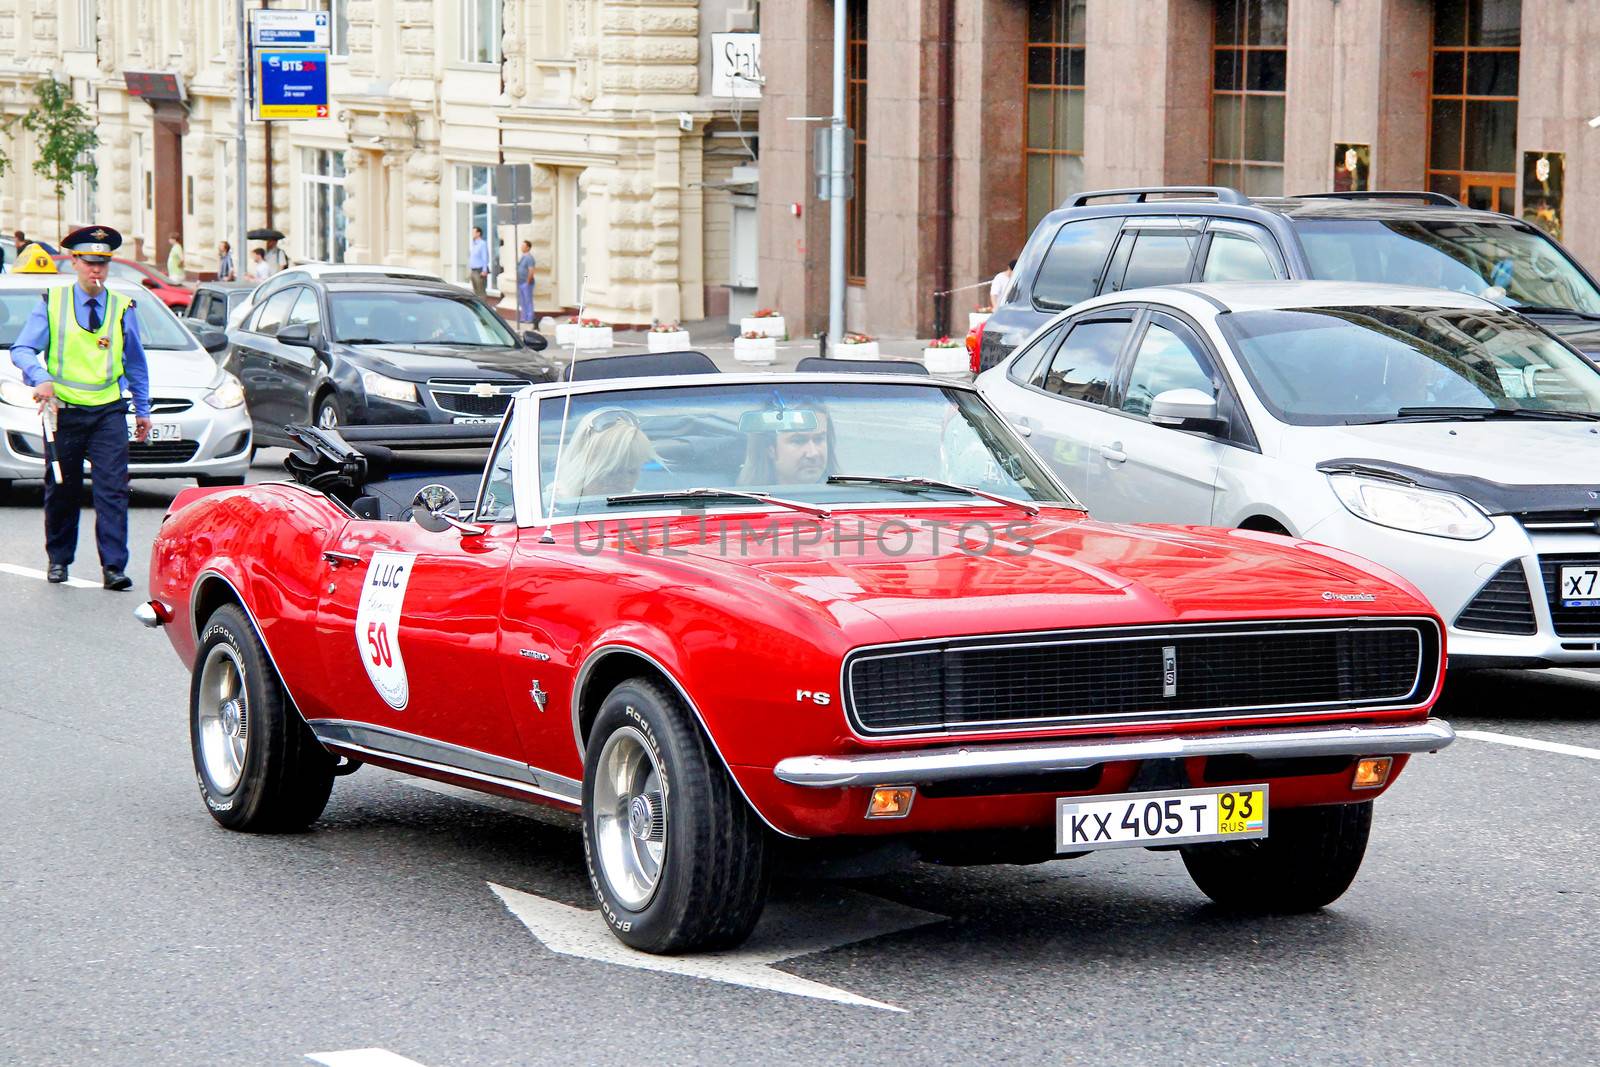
1025, 0, 1086, 233
77, 0, 97, 50
1428, 0, 1520, 213
845, 1, 867, 284
326, 0, 350, 58
302, 149, 348, 263
70, 152, 97, 228
461, 0, 501, 65
453, 164, 500, 288
1210, 0, 1288, 197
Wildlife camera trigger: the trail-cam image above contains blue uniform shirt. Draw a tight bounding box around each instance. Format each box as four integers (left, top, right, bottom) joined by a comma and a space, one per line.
9, 284, 151, 417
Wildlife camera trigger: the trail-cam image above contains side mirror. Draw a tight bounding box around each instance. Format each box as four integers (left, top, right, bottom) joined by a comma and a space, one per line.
277, 322, 319, 349
411, 483, 485, 537
199, 329, 229, 354
1148, 388, 1227, 435
522, 329, 548, 351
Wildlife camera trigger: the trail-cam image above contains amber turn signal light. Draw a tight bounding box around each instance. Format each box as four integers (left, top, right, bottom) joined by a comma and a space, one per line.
866, 786, 915, 819
1352, 756, 1393, 790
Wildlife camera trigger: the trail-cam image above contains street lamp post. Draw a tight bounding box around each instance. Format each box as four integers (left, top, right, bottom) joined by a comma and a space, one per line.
234, 0, 248, 279
827, 0, 847, 353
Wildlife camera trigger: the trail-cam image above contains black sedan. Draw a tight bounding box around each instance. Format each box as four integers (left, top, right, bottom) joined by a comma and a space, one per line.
225, 278, 557, 444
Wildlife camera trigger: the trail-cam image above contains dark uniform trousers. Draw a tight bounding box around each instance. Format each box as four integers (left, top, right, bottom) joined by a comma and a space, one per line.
43, 399, 131, 570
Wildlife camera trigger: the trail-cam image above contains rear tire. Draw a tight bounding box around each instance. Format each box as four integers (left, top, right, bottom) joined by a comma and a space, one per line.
581, 677, 769, 953
1181, 802, 1372, 913
190, 604, 335, 832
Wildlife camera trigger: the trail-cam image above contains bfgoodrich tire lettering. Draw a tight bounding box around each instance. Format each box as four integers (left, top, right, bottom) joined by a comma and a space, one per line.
189, 605, 335, 832
1180, 801, 1372, 912
582, 677, 769, 953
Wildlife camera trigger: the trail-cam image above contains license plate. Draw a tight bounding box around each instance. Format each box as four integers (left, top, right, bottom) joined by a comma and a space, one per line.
1559, 565, 1600, 608
1056, 785, 1268, 853
128, 420, 180, 442
451, 416, 500, 425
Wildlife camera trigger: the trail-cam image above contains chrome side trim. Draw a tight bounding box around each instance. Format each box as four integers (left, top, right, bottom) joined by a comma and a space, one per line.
774, 718, 1456, 789
308, 719, 581, 804
571, 642, 800, 838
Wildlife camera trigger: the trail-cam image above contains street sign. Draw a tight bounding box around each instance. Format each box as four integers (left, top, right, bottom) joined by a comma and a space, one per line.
494, 204, 534, 226
493, 164, 533, 206
255, 51, 330, 120
711, 32, 762, 98
250, 9, 331, 49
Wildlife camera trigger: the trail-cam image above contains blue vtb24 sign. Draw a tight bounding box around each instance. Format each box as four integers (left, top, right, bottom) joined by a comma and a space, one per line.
256, 51, 330, 120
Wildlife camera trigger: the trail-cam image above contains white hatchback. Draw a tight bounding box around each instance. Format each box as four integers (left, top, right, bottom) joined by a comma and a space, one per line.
978, 280, 1600, 668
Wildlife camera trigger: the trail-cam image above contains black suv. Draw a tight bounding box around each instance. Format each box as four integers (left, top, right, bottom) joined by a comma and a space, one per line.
979, 186, 1600, 371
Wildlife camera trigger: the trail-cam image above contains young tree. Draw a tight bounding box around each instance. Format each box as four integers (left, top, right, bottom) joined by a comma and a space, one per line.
20, 78, 98, 234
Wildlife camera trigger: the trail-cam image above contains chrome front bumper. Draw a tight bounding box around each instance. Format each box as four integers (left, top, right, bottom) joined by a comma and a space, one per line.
773, 718, 1456, 788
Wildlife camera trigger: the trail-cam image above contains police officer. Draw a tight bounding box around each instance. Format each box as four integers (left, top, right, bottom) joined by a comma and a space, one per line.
9, 226, 151, 590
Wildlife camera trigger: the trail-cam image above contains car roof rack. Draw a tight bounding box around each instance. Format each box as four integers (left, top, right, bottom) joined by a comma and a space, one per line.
795, 356, 929, 375
1066, 186, 1251, 207
563, 350, 719, 381
1293, 190, 1463, 207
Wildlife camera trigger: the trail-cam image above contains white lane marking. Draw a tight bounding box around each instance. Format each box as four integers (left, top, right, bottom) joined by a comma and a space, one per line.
1458, 729, 1600, 761
1543, 667, 1600, 685
489, 882, 943, 1012
306, 1051, 431, 1067
0, 562, 101, 589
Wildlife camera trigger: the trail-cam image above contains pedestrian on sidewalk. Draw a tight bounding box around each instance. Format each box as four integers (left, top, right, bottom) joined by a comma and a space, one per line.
990, 259, 1016, 309
262, 236, 289, 274
248, 248, 270, 281
516, 240, 535, 323
217, 241, 234, 282
468, 226, 489, 298
166, 233, 186, 281
8, 224, 151, 591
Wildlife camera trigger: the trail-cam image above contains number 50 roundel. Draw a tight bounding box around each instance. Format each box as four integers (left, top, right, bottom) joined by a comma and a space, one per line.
354, 551, 416, 710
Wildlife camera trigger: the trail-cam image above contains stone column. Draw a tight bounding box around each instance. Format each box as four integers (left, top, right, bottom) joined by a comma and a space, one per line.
1518, 0, 1600, 261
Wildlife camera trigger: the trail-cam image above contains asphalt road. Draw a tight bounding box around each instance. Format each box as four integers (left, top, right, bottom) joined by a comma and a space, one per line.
3, 456, 1599, 1066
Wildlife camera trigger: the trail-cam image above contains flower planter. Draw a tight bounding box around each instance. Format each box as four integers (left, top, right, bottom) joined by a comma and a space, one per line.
576, 325, 614, 350
554, 322, 581, 346
647, 330, 692, 352
734, 335, 778, 364
968, 311, 991, 331
740, 315, 786, 339
836, 340, 880, 360
922, 346, 968, 375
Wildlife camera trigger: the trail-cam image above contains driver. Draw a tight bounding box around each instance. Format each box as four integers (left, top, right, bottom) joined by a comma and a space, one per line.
739, 404, 835, 485
550, 408, 661, 501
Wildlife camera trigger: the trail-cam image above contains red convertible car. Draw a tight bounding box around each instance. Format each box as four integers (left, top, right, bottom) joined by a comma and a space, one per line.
141, 370, 1455, 953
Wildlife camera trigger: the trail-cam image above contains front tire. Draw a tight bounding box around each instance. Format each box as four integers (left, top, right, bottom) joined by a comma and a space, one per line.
315, 393, 344, 430
190, 605, 335, 832
582, 677, 769, 953
1181, 801, 1372, 913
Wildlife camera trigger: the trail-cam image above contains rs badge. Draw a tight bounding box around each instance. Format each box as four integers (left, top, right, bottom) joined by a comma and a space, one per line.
355, 550, 416, 710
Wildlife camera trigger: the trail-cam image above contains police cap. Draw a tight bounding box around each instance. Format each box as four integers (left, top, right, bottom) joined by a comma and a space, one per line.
61, 224, 122, 264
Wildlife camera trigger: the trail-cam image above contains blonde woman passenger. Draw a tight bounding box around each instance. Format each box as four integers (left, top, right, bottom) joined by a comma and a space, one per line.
550, 408, 662, 503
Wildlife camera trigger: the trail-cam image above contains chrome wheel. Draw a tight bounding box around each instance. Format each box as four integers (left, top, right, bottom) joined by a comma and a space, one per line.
593, 726, 667, 910
196, 643, 249, 792
316, 400, 339, 429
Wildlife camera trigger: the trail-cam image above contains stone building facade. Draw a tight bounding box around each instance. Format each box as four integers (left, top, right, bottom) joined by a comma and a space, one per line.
0, 0, 759, 326
760, 0, 1600, 339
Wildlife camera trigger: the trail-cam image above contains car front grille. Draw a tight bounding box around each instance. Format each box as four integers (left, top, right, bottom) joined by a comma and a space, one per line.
977, 329, 1014, 373
844, 618, 1439, 736
1539, 554, 1600, 636
1454, 563, 1538, 635
427, 379, 527, 417
1516, 510, 1600, 534
129, 440, 199, 464
147, 397, 193, 415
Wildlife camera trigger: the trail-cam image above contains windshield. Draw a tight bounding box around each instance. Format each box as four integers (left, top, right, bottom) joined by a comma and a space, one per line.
1226, 305, 1600, 425
1296, 219, 1600, 314
329, 290, 516, 345
0, 287, 197, 351
536, 381, 1069, 518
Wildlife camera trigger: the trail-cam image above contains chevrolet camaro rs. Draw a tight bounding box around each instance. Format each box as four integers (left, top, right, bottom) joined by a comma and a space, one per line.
141, 370, 1454, 953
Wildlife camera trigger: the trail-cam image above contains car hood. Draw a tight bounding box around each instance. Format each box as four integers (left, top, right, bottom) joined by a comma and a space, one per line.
346, 343, 559, 382
0, 344, 220, 392
626, 509, 1427, 643
1286, 420, 1600, 489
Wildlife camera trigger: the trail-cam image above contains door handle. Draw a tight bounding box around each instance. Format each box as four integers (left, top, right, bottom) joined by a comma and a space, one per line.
1099, 443, 1128, 464
323, 550, 363, 567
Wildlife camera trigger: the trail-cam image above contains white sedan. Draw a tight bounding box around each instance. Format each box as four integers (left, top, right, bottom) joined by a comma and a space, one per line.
0, 275, 252, 496
978, 280, 1600, 669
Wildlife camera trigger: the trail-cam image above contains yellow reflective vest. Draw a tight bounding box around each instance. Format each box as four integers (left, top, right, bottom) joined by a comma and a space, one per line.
45, 286, 127, 407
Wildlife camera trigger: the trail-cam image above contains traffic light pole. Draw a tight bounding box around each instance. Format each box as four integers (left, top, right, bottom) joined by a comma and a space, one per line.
827, 0, 847, 353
